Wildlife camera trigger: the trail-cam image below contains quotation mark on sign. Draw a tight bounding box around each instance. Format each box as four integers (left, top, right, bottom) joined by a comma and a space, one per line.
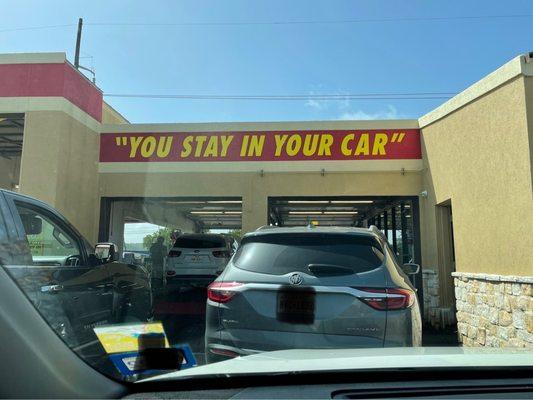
391, 133, 406, 143
115, 137, 128, 146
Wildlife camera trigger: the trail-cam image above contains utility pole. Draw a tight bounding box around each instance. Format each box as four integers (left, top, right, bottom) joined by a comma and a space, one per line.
74, 18, 83, 69
72, 18, 95, 83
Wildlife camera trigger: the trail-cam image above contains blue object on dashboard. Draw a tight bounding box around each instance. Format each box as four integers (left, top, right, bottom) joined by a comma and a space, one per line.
109, 344, 197, 376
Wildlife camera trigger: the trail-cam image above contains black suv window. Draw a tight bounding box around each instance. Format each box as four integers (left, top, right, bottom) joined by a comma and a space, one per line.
173, 235, 226, 249
234, 233, 384, 275
14, 203, 82, 266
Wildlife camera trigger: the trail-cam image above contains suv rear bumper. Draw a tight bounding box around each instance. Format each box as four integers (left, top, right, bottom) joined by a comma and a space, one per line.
205, 327, 387, 363
204, 304, 423, 363
165, 274, 218, 287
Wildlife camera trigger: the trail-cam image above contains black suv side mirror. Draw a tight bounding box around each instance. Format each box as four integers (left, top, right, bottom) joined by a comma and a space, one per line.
402, 263, 420, 275
95, 243, 119, 263
20, 214, 42, 235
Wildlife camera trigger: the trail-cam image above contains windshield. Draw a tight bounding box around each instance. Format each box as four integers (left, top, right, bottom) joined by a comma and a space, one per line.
234, 233, 384, 274
0, 0, 532, 386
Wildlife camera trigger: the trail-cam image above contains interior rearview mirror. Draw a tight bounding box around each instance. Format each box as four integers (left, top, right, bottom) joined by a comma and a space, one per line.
402, 263, 420, 275
95, 243, 119, 262
20, 214, 42, 235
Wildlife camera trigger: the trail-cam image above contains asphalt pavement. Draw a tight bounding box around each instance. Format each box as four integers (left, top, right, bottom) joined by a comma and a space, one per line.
153, 283, 208, 365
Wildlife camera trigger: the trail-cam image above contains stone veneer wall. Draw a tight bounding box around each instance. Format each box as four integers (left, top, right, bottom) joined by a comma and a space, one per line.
423, 269, 456, 329
453, 272, 533, 347
423, 270, 440, 322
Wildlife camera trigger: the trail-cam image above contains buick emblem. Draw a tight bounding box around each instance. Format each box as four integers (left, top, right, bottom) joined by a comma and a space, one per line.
289, 273, 303, 285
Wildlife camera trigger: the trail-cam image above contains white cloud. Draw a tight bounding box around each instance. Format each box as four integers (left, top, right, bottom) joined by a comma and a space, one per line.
303, 88, 404, 120
305, 91, 351, 111
337, 96, 351, 110
305, 98, 327, 110
337, 105, 403, 120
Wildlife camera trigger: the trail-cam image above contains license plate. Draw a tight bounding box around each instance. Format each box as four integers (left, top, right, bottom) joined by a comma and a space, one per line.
186, 255, 208, 263
277, 288, 316, 324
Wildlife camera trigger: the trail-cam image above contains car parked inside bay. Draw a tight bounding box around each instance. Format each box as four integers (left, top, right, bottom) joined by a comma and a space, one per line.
165, 233, 237, 286
205, 226, 422, 363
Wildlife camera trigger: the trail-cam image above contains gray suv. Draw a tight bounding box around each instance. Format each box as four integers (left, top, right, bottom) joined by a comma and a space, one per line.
205, 226, 422, 363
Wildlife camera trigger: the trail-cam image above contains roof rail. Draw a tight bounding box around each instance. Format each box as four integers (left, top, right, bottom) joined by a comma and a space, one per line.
255, 225, 278, 231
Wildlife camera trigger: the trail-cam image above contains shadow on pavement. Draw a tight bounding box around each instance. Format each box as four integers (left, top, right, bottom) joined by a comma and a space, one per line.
422, 326, 460, 347
153, 283, 207, 365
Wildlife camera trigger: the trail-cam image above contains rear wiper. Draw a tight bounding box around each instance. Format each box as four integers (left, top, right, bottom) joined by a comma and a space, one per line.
307, 263, 354, 276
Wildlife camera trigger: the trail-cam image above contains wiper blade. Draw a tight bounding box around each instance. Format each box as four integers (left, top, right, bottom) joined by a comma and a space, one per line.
307, 263, 354, 276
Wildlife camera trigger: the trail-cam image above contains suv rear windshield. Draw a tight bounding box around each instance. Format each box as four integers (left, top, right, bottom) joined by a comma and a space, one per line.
173, 235, 226, 249
234, 233, 384, 275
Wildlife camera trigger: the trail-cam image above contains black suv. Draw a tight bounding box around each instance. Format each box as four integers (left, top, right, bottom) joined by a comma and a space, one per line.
0, 189, 153, 362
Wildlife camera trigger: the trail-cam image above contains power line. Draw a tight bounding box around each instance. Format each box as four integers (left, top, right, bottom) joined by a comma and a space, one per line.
2, 13, 529, 34
104, 92, 456, 101
86, 14, 533, 27
0, 24, 75, 33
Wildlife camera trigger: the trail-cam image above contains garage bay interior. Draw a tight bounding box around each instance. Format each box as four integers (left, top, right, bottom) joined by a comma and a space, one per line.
0, 113, 24, 191
268, 196, 422, 294
99, 197, 243, 255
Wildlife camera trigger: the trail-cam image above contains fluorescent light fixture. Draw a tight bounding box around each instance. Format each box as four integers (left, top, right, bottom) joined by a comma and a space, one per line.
190, 211, 223, 215
167, 201, 206, 204
323, 211, 358, 215
288, 201, 328, 205
330, 200, 373, 204
207, 200, 243, 204
224, 211, 242, 215
288, 211, 357, 215
289, 215, 327, 217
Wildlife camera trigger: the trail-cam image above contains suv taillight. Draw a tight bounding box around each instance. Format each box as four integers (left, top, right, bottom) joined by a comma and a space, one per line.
168, 250, 182, 258
356, 288, 414, 310
212, 250, 230, 258
209, 347, 240, 358
207, 282, 242, 303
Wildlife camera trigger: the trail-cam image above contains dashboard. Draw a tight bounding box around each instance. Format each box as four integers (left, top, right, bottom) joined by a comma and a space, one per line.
126, 370, 533, 399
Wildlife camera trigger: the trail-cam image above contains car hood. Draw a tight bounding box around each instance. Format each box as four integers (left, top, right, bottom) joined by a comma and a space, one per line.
142, 347, 533, 382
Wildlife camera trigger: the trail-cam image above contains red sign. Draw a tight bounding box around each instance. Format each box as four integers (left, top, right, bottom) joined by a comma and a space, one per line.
100, 130, 421, 162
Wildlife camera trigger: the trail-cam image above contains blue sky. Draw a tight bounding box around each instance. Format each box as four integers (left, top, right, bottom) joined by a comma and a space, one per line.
2, 0, 532, 123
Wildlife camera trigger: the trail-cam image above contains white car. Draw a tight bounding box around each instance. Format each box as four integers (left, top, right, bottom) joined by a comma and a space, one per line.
165, 233, 237, 285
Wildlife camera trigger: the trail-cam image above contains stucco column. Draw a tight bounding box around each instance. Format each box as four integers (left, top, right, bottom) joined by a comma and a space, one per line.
18, 112, 62, 205
19, 111, 100, 242
241, 190, 268, 234
108, 201, 126, 257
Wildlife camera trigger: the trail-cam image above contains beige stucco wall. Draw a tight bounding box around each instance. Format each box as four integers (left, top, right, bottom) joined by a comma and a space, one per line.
525, 76, 533, 191
18, 111, 100, 242
99, 170, 422, 233
420, 76, 533, 277
102, 102, 129, 124
0, 155, 21, 190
